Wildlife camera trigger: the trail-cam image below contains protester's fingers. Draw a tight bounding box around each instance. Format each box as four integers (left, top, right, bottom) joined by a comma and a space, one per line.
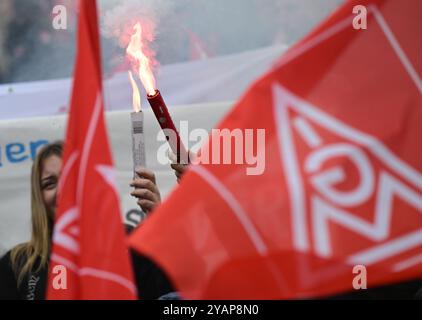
174, 169, 185, 184
130, 188, 158, 203
130, 178, 159, 194
168, 149, 192, 183
134, 167, 156, 183
175, 170, 183, 179
171, 163, 187, 184
137, 199, 156, 213
130, 177, 162, 206
171, 162, 188, 174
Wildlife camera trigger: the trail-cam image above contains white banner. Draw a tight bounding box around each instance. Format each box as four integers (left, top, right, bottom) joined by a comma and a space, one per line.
0, 45, 284, 120
0, 45, 286, 256
0, 102, 231, 255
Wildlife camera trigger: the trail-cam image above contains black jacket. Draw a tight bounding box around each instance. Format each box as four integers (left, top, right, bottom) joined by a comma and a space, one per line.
0, 249, 174, 300
0, 251, 47, 300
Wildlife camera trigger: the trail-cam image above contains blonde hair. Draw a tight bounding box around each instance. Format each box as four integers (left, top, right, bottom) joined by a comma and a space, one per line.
10, 141, 63, 286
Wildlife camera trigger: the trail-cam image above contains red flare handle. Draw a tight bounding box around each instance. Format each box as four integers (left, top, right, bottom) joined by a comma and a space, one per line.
147, 90, 189, 164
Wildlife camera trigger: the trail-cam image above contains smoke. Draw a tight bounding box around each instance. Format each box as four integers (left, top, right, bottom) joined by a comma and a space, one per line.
100, 0, 175, 48
0, 0, 343, 84
100, 0, 344, 65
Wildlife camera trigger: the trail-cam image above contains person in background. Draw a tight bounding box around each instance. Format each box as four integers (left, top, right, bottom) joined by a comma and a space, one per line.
0, 141, 63, 300
1, 141, 421, 300
0, 141, 172, 300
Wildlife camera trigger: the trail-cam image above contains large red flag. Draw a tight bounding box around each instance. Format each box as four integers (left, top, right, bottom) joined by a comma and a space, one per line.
130, 0, 422, 299
47, 0, 136, 299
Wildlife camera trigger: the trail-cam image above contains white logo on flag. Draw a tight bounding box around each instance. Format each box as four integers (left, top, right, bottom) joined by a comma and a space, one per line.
53, 207, 80, 254
96, 165, 119, 197
273, 84, 422, 271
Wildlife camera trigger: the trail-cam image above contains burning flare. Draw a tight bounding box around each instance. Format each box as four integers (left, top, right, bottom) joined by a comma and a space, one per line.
128, 71, 141, 112
126, 22, 156, 96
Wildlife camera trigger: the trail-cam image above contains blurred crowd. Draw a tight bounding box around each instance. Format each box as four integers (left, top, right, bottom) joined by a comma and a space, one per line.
0, 0, 77, 84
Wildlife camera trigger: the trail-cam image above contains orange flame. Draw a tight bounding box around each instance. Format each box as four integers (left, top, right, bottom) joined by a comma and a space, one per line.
126, 22, 156, 96
128, 71, 141, 112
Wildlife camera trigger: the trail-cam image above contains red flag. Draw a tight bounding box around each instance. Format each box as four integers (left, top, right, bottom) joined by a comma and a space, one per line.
130, 0, 422, 299
47, 0, 136, 299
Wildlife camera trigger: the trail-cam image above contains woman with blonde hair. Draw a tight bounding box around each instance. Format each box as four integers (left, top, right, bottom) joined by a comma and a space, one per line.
0, 141, 63, 300
0, 140, 173, 300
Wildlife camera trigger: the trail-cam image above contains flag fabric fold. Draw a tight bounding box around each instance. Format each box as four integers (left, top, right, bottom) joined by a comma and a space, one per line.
130, 0, 422, 299
47, 0, 136, 300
